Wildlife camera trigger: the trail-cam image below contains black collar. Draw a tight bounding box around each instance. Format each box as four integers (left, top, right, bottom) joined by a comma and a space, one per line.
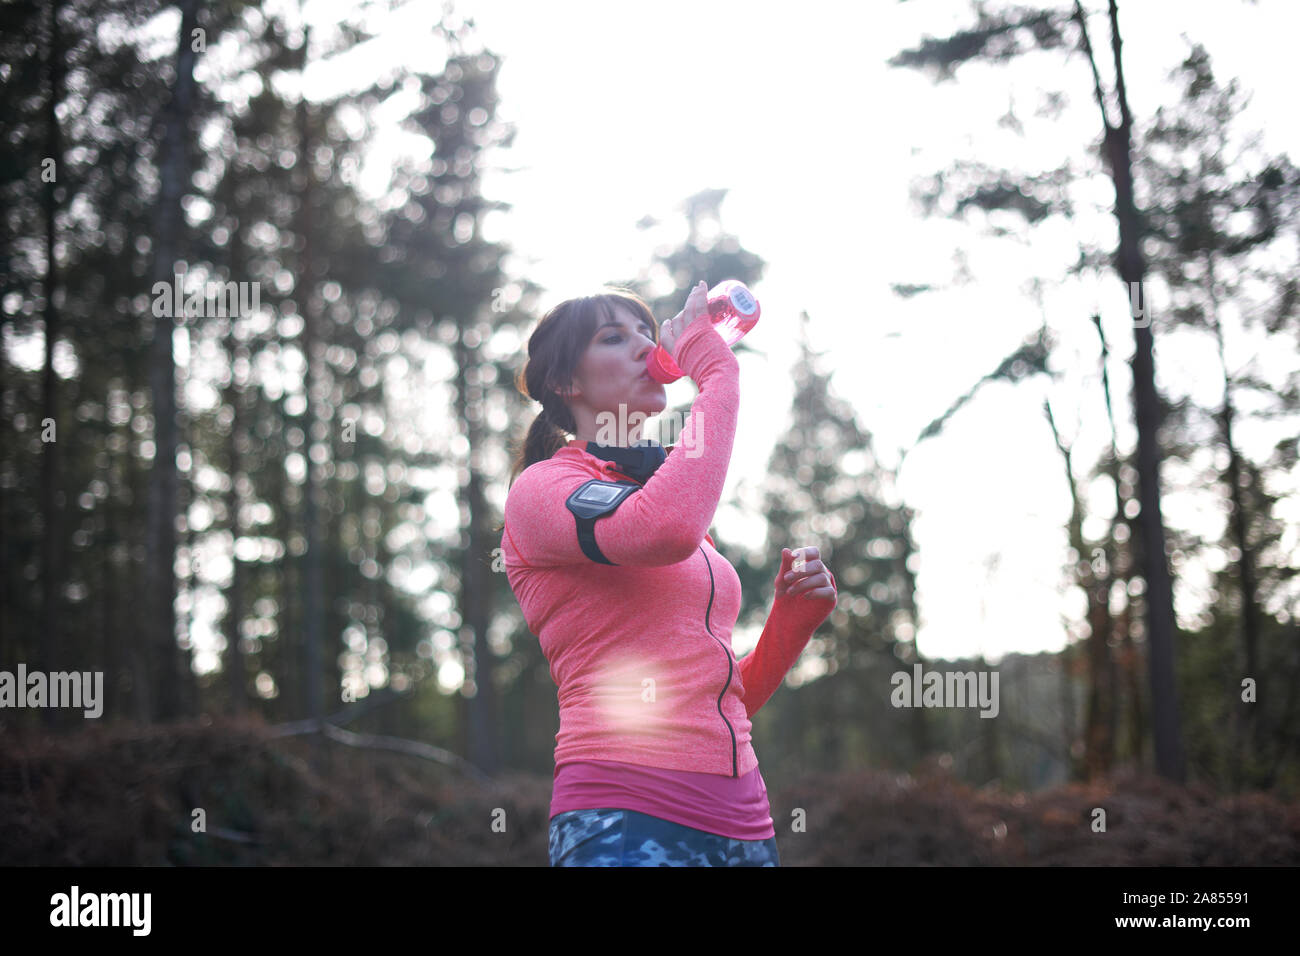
584, 439, 667, 483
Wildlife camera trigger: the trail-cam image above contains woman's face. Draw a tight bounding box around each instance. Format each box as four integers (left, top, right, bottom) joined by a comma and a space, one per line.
562, 303, 667, 439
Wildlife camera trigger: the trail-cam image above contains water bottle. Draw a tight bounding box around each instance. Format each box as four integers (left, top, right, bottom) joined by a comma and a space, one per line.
644, 279, 760, 384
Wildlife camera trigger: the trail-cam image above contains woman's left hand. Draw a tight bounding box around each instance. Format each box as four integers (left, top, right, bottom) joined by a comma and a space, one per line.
774, 546, 837, 606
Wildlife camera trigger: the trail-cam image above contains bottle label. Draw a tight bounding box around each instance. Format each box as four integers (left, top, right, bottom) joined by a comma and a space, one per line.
729, 286, 757, 315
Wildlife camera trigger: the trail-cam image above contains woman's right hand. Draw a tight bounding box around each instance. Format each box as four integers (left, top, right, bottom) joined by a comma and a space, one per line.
658, 280, 710, 360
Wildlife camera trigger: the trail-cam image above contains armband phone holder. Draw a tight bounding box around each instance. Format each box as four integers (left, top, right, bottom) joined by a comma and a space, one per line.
565, 479, 641, 564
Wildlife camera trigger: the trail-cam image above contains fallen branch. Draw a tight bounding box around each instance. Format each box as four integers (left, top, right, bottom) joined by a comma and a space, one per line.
266, 718, 501, 790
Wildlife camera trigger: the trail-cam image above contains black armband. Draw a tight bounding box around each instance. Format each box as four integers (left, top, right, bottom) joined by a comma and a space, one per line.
565, 479, 641, 564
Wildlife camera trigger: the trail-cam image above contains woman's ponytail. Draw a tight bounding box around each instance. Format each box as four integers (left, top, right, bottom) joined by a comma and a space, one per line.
510, 399, 575, 488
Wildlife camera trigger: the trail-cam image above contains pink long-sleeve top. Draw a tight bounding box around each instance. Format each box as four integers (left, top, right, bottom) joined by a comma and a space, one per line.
501, 313, 835, 840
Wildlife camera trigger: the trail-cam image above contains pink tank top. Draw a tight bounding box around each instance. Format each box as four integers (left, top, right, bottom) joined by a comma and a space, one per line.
551, 758, 775, 840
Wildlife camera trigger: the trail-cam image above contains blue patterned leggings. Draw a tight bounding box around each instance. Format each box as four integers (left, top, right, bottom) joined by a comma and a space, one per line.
548, 808, 781, 867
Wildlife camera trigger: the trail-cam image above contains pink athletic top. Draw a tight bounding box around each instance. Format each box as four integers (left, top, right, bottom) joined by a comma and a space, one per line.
501, 310, 836, 839
550, 759, 775, 840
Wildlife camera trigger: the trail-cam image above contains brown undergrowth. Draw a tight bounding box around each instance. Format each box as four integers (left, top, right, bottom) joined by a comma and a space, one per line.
2, 715, 1296, 866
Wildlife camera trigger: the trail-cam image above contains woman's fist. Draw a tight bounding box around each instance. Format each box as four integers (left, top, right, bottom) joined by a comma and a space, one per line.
775, 546, 837, 607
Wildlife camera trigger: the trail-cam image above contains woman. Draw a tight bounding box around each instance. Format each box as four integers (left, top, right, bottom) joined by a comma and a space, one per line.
501, 280, 837, 866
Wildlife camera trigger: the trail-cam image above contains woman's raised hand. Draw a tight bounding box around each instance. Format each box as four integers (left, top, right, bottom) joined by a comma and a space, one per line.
658, 280, 710, 359
774, 547, 837, 610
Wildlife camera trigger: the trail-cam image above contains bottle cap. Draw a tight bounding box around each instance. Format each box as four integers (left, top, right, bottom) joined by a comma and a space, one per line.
728, 284, 759, 316
645, 345, 684, 383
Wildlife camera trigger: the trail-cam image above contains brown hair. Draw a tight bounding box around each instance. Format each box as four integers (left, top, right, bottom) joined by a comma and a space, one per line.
506, 288, 659, 490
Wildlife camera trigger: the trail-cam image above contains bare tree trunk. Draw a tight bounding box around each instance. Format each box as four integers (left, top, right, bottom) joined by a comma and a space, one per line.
1074, 0, 1185, 781
145, 0, 200, 722
1204, 252, 1260, 735
1107, 0, 1185, 784
1060, 634, 1079, 779
329, 424, 348, 726
128, 407, 150, 723
1090, 313, 1145, 770
1044, 396, 1114, 779
223, 251, 247, 715
294, 18, 325, 768
893, 523, 930, 761
278, 430, 299, 723
39, 0, 65, 730
1118, 600, 1144, 768
102, 451, 121, 721
457, 323, 499, 775
980, 659, 1002, 785
224, 464, 245, 715
1203, 251, 1262, 793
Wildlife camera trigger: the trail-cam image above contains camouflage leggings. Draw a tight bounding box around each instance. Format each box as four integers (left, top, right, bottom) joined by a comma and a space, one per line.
548, 808, 781, 867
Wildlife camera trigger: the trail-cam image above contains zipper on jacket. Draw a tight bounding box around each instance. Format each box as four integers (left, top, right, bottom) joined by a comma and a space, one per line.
699, 546, 738, 777
601, 456, 738, 777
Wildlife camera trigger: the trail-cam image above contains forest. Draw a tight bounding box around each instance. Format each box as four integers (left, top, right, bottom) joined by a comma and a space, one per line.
1, 0, 1298, 867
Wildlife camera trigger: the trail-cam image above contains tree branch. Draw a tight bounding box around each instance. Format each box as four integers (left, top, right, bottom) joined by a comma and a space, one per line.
267, 718, 501, 790
1108, 0, 1133, 132
1072, 0, 1114, 133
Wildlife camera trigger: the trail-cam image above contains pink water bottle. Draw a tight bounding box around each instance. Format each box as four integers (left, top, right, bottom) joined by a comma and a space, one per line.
644, 279, 761, 384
